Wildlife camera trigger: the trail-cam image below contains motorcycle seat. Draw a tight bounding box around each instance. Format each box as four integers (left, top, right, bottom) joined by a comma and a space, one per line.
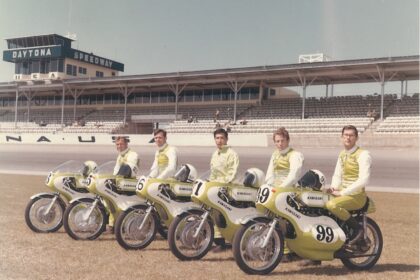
349, 197, 370, 214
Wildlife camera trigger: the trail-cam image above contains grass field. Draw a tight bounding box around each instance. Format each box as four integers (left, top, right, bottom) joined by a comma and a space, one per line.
0, 174, 418, 280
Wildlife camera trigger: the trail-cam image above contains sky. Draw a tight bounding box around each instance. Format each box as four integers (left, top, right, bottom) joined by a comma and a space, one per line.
0, 0, 418, 96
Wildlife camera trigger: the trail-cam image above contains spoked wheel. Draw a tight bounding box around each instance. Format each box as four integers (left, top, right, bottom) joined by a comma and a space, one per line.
233, 220, 284, 275
63, 198, 106, 240
24, 194, 66, 233
168, 210, 214, 261
114, 205, 157, 250
340, 217, 383, 270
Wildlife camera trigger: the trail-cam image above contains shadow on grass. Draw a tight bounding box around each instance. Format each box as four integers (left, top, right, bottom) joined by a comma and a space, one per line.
271, 263, 419, 276
201, 256, 235, 262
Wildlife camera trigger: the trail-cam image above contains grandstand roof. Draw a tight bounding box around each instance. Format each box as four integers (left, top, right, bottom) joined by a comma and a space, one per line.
0, 55, 418, 95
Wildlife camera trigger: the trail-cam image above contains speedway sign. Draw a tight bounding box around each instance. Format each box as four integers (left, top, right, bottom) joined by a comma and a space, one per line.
3, 46, 62, 61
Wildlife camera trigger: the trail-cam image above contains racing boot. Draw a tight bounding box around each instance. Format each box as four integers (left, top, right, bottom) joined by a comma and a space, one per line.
212, 238, 229, 253
347, 217, 363, 245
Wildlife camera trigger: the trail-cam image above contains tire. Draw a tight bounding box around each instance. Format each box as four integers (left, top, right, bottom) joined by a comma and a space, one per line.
341, 217, 383, 270
114, 205, 157, 250
233, 219, 284, 275
24, 194, 66, 233
63, 198, 107, 240
168, 210, 214, 261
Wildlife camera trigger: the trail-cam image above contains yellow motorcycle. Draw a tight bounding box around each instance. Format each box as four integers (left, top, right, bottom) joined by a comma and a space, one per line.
232, 169, 383, 274
167, 168, 265, 261
114, 164, 199, 250
24, 160, 97, 233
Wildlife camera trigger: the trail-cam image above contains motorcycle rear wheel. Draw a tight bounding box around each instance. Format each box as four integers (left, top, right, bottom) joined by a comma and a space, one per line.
168, 210, 214, 261
233, 219, 284, 275
25, 194, 66, 233
115, 205, 157, 250
63, 198, 107, 240
340, 217, 383, 270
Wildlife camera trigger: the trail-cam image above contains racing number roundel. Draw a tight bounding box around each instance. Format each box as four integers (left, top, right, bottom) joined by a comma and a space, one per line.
192, 181, 204, 197
257, 186, 271, 204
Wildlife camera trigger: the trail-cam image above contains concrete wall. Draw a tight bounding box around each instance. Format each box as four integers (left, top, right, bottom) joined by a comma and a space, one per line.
0, 133, 417, 148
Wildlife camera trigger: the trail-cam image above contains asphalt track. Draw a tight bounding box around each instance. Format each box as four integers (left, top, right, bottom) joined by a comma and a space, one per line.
0, 144, 418, 193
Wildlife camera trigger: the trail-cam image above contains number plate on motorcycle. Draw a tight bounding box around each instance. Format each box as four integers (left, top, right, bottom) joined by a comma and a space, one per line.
311, 224, 337, 243
256, 185, 273, 205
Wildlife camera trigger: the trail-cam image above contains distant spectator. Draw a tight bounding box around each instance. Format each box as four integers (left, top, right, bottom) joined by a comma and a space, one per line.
215, 122, 222, 129
214, 109, 220, 122
239, 119, 248, 125
95, 121, 103, 128
371, 109, 379, 120
39, 120, 47, 127
193, 117, 198, 123
187, 116, 193, 123
78, 119, 86, 127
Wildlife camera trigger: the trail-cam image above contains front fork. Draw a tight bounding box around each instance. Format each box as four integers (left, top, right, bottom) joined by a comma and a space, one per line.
193, 210, 210, 238
82, 196, 100, 220
43, 193, 59, 216
138, 203, 154, 231
362, 214, 367, 239
262, 219, 278, 248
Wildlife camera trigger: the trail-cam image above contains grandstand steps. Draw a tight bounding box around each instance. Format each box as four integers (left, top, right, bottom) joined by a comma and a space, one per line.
236, 104, 255, 121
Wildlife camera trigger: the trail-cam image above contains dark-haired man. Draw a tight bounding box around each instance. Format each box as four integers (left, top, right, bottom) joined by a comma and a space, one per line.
149, 129, 178, 179
209, 128, 239, 252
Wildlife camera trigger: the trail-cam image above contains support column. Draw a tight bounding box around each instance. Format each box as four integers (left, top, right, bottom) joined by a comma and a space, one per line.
226, 79, 247, 123
325, 84, 329, 98
330, 83, 334, 97
21, 91, 33, 122
380, 79, 385, 121
400, 80, 404, 99
169, 82, 187, 121
374, 66, 397, 121
124, 86, 128, 125
14, 87, 19, 128
258, 81, 264, 105
296, 71, 317, 119
118, 84, 136, 125
69, 88, 85, 122
61, 84, 66, 127
302, 84, 307, 119
405, 80, 408, 96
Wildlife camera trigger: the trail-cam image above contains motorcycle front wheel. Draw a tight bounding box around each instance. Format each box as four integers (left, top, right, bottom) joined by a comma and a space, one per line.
168, 210, 214, 261
114, 205, 157, 250
233, 220, 284, 275
24, 194, 66, 233
340, 217, 383, 270
63, 198, 107, 240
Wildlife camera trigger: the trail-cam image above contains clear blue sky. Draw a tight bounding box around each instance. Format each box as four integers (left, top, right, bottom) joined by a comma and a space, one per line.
0, 0, 418, 96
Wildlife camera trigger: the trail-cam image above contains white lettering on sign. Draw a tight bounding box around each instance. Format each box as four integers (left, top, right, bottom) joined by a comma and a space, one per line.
11, 48, 53, 59
73, 51, 115, 69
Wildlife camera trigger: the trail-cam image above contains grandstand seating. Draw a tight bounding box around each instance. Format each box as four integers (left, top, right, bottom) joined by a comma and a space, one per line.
0, 93, 418, 134
166, 117, 373, 134
243, 94, 396, 119
0, 121, 123, 134
387, 94, 419, 116
376, 116, 420, 134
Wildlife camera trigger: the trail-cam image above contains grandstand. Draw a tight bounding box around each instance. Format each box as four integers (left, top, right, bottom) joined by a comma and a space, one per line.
0, 55, 418, 137
0, 93, 418, 135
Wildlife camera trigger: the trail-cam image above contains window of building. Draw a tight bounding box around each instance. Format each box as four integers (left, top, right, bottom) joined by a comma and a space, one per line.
95, 71, 104, 77
78, 67, 87, 75
66, 64, 73, 75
